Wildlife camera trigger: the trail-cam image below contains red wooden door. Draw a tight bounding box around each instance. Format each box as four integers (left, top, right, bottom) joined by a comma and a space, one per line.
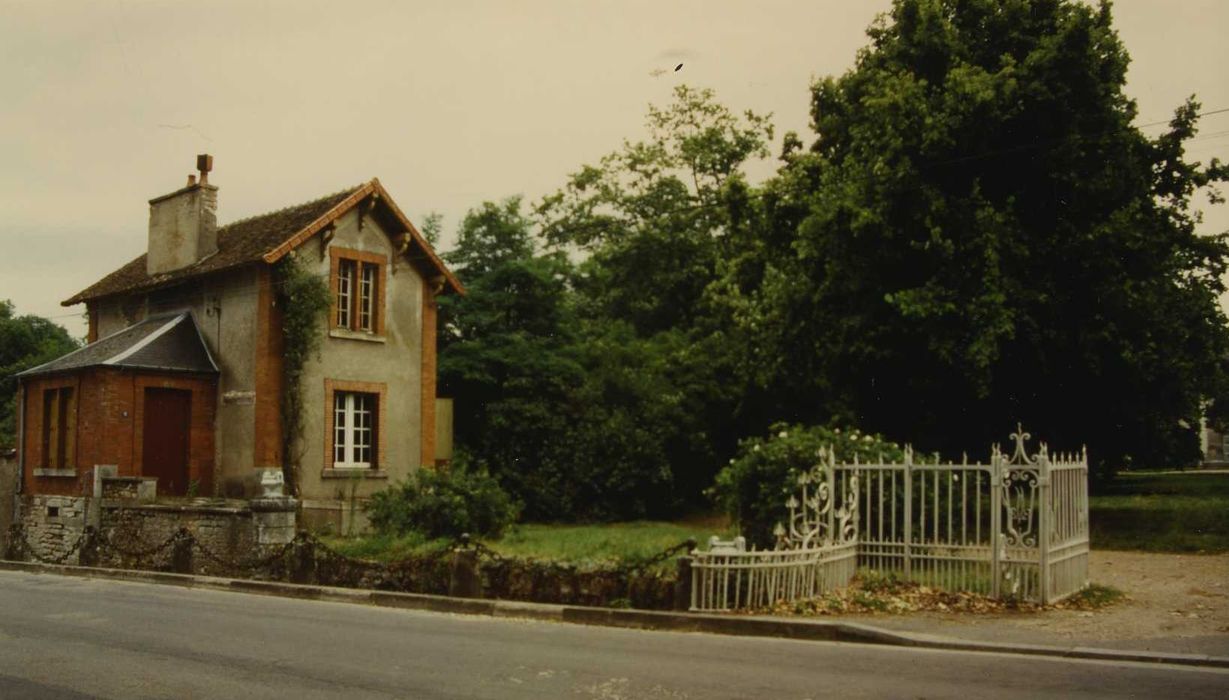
142, 388, 191, 496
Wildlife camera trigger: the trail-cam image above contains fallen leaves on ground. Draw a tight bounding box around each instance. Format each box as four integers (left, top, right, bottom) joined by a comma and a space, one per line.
762, 574, 1122, 617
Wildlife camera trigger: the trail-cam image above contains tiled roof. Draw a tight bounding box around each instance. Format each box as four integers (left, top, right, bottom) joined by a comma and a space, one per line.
17, 312, 218, 377
63, 185, 366, 305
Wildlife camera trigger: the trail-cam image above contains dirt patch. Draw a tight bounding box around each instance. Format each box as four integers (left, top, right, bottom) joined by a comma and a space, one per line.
821, 551, 1229, 655
1045, 550, 1229, 640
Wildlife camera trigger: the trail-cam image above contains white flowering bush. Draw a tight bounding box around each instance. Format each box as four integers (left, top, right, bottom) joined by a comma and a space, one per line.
711, 423, 904, 548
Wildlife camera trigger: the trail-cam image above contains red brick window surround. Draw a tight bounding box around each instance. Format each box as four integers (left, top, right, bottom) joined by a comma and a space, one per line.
329, 247, 387, 336
323, 379, 387, 471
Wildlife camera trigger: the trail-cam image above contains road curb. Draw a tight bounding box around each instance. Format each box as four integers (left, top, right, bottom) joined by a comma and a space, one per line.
2, 559, 1226, 669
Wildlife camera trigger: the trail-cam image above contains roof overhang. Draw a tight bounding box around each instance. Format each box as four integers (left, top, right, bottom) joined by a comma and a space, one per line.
262, 178, 464, 296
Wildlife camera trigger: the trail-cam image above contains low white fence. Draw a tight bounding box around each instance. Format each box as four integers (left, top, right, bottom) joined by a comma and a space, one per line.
691, 426, 1089, 610
689, 540, 858, 612
690, 460, 860, 611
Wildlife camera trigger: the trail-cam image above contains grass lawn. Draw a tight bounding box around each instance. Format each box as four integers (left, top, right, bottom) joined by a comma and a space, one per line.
323, 471, 1228, 563
1090, 470, 1229, 553
322, 514, 734, 566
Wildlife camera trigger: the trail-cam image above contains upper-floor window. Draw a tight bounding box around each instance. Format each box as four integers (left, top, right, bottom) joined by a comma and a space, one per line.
359, 263, 376, 331
330, 248, 386, 335
337, 259, 355, 328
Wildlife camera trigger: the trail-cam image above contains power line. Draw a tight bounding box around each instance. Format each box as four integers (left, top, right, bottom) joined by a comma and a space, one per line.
1136, 107, 1229, 129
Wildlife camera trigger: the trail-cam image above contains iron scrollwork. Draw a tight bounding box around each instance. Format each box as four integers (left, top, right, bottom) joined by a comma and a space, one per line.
774, 447, 859, 550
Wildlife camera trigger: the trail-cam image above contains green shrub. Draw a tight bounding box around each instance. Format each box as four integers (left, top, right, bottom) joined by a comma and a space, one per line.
365, 461, 519, 539
711, 423, 904, 548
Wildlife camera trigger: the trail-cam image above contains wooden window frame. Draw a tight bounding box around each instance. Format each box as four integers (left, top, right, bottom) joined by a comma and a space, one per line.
40, 384, 77, 471
329, 247, 387, 336
332, 391, 375, 468
323, 379, 387, 472
336, 259, 355, 329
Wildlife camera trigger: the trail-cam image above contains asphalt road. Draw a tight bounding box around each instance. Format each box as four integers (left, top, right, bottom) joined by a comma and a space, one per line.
0, 570, 1225, 699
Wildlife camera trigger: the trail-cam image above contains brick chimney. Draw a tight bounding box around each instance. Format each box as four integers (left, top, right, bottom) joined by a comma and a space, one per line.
147, 154, 218, 275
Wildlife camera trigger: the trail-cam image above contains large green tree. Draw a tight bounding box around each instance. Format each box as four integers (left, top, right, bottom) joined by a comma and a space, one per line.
438, 198, 685, 519
437, 198, 581, 515
0, 300, 80, 448
759, 0, 1229, 474
536, 86, 780, 502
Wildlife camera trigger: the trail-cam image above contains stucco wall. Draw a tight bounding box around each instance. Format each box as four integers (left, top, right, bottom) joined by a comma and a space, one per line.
81, 202, 437, 514
295, 207, 425, 519
94, 266, 259, 496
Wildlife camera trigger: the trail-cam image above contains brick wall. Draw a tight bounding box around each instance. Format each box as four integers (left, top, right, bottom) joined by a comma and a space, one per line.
253, 266, 284, 473
20, 369, 217, 497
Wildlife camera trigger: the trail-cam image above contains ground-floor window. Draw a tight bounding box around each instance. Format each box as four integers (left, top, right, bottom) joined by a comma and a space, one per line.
41, 386, 75, 470
332, 390, 376, 468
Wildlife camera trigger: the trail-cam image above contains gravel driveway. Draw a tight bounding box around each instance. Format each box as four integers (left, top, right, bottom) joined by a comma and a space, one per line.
837, 550, 1229, 655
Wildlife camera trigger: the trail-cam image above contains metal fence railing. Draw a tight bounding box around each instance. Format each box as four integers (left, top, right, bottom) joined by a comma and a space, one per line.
692, 425, 1090, 610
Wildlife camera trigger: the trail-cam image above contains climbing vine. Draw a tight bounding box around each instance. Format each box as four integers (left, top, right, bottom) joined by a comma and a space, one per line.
276, 252, 332, 495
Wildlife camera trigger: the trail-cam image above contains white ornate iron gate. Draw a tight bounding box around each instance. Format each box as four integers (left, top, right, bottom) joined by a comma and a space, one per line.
689, 451, 860, 611
845, 425, 1089, 603
691, 425, 1089, 610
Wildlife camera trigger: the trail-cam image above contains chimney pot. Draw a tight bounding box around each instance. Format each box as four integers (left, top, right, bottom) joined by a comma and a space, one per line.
197, 153, 213, 184
187, 174, 197, 186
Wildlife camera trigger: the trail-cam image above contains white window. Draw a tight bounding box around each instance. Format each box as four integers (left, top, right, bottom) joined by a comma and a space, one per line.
332, 391, 375, 468
336, 259, 355, 328
359, 263, 376, 331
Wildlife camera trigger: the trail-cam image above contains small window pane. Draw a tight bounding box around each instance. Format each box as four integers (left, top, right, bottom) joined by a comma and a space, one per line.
337, 260, 355, 328
359, 264, 376, 331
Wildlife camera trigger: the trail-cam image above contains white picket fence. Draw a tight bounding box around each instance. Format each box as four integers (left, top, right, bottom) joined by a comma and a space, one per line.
690, 426, 1089, 610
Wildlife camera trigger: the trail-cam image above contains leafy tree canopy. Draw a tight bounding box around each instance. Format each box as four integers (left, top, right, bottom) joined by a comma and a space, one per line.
760, 0, 1229, 473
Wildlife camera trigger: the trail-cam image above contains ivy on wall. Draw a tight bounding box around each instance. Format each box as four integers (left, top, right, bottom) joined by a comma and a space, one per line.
275, 253, 332, 495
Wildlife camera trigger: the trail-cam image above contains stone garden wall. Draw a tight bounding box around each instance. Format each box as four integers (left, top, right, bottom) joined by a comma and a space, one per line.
7, 491, 296, 575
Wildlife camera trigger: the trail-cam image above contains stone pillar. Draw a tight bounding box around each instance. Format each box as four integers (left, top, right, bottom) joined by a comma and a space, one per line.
170, 529, 194, 574
288, 537, 316, 585
250, 468, 297, 547
673, 556, 694, 610
449, 548, 482, 598
250, 497, 298, 546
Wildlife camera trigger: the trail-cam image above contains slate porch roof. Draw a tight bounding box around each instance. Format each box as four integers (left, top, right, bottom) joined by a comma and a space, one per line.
63, 178, 462, 306
17, 312, 219, 378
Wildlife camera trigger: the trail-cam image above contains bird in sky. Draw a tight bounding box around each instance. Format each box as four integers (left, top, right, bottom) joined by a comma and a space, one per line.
675, 63, 684, 72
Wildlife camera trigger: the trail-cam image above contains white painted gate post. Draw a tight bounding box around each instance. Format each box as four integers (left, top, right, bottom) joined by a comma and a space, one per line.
903, 445, 912, 581
1038, 449, 1051, 604
990, 446, 1002, 599
826, 447, 836, 546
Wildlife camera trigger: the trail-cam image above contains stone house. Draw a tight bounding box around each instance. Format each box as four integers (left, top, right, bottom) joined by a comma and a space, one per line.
14, 155, 462, 531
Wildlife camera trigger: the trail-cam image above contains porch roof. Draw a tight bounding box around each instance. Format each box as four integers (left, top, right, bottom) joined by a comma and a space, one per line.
17, 311, 219, 378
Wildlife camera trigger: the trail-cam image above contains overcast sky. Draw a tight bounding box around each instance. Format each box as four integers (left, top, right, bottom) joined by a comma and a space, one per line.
2, 0, 1227, 338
